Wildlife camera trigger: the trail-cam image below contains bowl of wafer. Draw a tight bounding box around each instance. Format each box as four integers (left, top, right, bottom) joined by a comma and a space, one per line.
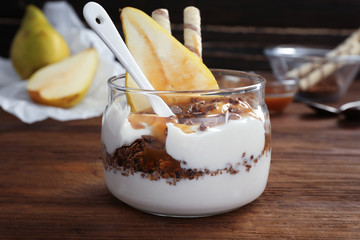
265, 36, 360, 102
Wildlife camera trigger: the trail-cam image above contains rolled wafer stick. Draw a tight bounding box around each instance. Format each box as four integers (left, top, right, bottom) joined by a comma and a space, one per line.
152, 8, 171, 34
327, 29, 360, 57
299, 41, 360, 90
184, 6, 202, 59
286, 28, 360, 90
299, 62, 338, 90
286, 61, 322, 80
287, 29, 360, 80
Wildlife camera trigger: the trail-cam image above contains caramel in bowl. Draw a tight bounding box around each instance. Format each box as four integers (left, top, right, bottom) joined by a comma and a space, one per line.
265, 79, 298, 113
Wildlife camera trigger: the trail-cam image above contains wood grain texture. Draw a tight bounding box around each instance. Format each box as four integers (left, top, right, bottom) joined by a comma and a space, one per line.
0, 78, 359, 239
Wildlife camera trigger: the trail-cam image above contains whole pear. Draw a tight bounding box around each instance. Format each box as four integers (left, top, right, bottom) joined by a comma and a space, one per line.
10, 4, 70, 79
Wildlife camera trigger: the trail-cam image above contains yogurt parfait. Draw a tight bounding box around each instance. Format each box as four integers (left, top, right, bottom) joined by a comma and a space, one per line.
100, 7, 271, 217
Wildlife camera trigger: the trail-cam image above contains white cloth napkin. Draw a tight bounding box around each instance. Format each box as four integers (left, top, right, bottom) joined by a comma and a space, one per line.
0, 1, 124, 124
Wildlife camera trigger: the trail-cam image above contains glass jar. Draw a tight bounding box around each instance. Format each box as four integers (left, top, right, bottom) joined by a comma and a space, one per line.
101, 69, 271, 217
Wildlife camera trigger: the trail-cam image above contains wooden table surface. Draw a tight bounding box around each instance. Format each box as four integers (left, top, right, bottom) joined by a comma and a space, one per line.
1, 79, 359, 239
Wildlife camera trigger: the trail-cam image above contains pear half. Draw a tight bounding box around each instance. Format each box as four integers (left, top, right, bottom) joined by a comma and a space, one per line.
120, 7, 219, 112
26, 48, 98, 108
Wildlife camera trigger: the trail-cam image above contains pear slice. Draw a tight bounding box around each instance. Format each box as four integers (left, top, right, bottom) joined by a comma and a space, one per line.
26, 48, 98, 108
121, 7, 219, 112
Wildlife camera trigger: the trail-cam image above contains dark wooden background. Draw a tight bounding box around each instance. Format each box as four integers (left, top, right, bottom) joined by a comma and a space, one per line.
2, 0, 360, 71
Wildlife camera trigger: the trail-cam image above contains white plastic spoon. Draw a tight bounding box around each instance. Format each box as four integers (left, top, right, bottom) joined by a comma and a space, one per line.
83, 1, 174, 117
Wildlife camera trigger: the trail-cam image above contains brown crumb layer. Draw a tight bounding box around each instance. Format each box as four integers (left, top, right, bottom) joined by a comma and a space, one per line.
102, 135, 269, 185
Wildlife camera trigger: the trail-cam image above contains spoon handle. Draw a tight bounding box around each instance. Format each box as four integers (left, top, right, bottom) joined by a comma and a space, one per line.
83, 2, 174, 117
339, 100, 360, 111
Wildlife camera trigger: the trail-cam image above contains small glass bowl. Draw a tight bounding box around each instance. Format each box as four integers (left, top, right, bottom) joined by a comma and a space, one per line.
264, 45, 360, 102
265, 79, 298, 114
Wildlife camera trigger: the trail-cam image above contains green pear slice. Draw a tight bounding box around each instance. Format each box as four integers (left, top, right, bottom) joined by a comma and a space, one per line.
121, 7, 218, 112
26, 48, 98, 108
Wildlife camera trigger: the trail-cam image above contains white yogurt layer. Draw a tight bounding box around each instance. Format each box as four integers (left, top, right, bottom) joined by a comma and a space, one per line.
102, 103, 151, 154
105, 152, 271, 216
166, 117, 265, 171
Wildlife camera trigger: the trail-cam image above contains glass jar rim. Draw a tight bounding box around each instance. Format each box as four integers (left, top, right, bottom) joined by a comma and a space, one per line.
264, 44, 360, 63
107, 69, 266, 95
